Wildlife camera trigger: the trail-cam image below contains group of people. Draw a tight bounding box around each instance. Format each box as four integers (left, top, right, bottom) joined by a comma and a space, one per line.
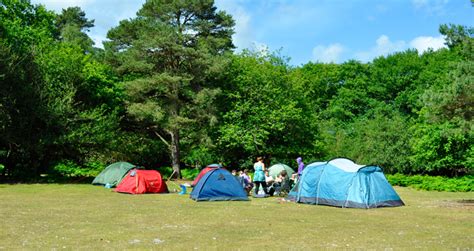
231, 156, 305, 197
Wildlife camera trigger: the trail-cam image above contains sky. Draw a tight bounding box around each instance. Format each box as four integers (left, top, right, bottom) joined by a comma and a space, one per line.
31, 0, 473, 65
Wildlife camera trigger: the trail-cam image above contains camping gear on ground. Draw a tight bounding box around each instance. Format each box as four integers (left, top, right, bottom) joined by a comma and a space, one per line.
266, 164, 293, 196
287, 158, 404, 208
272, 175, 291, 196
268, 163, 295, 179
190, 168, 249, 201
252, 193, 270, 198
191, 163, 222, 187
115, 169, 168, 194
92, 162, 135, 187
179, 184, 187, 195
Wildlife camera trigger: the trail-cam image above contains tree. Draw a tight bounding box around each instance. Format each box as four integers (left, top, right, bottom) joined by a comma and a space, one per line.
289, 62, 343, 113
0, 1, 126, 180
0, 0, 57, 177
439, 24, 474, 50
217, 51, 319, 167
409, 56, 473, 176
407, 24, 473, 176
55, 6, 94, 32
55, 7, 95, 53
105, 0, 235, 177
321, 61, 371, 122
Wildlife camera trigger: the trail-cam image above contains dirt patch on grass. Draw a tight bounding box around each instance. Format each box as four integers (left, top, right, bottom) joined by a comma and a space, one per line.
457, 199, 474, 206
437, 199, 474, 209
458, 199, 474, 204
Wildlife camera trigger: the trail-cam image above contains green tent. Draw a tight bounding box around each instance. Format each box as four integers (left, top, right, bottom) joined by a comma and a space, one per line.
268, 163, 294, 179
92, 162, 135, 187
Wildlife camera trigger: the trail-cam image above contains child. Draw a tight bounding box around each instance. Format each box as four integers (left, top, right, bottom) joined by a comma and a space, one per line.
240, 169, 253, 194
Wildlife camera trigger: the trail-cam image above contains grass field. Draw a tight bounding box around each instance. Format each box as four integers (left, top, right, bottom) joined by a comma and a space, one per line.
0, 183, 472, 250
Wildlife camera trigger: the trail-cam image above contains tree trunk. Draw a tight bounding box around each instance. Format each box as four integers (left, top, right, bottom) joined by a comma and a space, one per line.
170, 129, 181, 179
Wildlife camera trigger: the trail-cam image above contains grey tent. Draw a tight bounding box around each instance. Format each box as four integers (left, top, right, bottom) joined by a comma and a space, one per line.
92, 162, 135, 187
268, 163, 294, 178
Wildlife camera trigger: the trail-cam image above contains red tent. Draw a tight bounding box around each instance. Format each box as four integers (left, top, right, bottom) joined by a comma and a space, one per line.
115, 169, 168, 194
191, 164, 222, 187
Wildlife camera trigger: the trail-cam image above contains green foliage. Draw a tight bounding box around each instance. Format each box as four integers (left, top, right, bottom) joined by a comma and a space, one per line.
321, 106, 413, 173
409, 121, 472, 175
439, 24, 474, 50
397, 48, 457, 115
218, 51, 320, 165
409, 59, 473, 175
0, 1, 472, 182
0, 0, 56, 51
81, 60, 123, 109
55, 7, 95, 53
52, 160, 104, 177
59, 23, 94, 52
324, 85, 371, 121
369, 50, 423, 102
181, 168, 200, 180
106, 0, 235, 177
0, 0, 58, 178
0, 0, 124, 180
55, 6, 94, 32
181, 145, 218, 168
157, 165, 205, 181
157, 166, 173, 179
387, 173, 474, 192
289, 62, 345, 112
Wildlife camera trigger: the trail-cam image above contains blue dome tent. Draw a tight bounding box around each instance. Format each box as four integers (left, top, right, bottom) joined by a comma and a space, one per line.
190, 168, 249, 201
287, 158, 404, 208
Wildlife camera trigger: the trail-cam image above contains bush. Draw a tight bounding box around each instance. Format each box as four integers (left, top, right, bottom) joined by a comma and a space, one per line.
387, 173, 473, 192
52, 160, 105, 178
181, 168, 200, 180
157, 166, 173, 179
157, 167, 201, 180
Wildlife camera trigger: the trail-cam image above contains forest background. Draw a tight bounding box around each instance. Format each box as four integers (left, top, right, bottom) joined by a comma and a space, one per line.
0, 0, 472, 183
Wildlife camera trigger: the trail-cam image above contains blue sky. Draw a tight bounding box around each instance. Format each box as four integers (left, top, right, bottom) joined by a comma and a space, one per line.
31, 0, 473, 65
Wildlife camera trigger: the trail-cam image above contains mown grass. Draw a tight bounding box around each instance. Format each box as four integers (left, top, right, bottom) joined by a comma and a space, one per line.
0, 183, 472, 250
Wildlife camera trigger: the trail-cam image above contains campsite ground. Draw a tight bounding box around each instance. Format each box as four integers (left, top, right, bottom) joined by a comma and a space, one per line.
1, 183, 472, 249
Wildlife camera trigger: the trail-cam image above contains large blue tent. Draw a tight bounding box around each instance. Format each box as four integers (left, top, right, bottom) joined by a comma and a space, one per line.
190, 168, 249, 201
287, 158, 404, 208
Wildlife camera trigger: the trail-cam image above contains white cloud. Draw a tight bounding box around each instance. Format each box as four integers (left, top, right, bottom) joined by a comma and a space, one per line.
273, 3, 328, 29
411, 0, 450, 15
412, 0, 429, 9
354, 35, 406, 62
409, 35, 446, 53
215, 0, 254, 51
374, 35, 406, 54
89, 33, 106, 48
31, 0, 94, 12
312, 43, 344, 63
32, 0, 145, 47
353, 34, 447, 62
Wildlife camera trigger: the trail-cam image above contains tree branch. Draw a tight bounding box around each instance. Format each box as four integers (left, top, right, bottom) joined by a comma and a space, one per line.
154, 131, 171, 148
182, 12, 195, 26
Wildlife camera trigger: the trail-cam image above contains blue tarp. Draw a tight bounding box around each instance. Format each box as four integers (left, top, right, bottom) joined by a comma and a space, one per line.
287, 158, 404, 208
190, 168, 249, 201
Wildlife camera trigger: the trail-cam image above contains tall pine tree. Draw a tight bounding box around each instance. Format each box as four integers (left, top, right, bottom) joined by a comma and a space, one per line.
105, 0, 234, 177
